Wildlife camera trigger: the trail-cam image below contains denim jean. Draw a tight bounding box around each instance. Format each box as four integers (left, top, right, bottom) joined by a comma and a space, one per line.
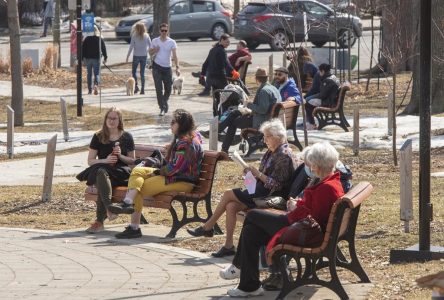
85, 58, 100, 92
132, 55, 147, 90
43, 17, 52, 35
152, 62, 172, 112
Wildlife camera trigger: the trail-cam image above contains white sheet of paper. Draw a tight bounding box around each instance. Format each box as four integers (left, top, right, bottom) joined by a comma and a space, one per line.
244, 171, 257, 195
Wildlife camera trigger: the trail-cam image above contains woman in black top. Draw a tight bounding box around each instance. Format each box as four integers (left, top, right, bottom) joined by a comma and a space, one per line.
82, 25, 108, 95
77, 107, 135, 233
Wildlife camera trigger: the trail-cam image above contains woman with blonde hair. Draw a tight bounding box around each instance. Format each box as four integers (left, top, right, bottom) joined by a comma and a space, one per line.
76, 107, 135, 233
126, 22, 152, 94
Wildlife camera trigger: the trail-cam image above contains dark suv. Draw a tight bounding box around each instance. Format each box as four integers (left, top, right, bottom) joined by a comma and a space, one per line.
234, 0, 362, 50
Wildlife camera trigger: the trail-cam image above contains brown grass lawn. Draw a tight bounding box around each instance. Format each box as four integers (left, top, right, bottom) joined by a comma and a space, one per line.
1, 71, 444, 298
0, 148, 443, 299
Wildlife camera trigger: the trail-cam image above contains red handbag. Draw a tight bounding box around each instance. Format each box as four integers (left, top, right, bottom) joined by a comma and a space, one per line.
279, 215, 324, 247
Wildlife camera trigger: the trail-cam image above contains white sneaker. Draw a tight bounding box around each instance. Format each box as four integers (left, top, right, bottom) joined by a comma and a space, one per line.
219, 264, 240, 280
227, 286, 264, 297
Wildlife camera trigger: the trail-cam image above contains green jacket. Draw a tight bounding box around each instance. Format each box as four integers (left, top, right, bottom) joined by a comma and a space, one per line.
247, 82, 281, 128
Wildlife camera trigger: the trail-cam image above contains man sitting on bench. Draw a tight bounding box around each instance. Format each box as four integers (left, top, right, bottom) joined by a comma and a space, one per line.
273, 66, 302, 104
304, 63, 340, 130
218, 68, 281, 153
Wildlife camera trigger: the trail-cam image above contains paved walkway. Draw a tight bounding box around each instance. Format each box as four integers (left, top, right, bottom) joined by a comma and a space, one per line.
0, 225, 373, 300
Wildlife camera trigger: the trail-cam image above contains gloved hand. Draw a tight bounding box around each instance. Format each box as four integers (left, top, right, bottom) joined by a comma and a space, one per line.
231, 70, 240, 80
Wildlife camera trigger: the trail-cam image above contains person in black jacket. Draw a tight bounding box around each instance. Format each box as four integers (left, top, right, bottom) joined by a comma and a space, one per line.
304, 64, 340, 130
82, 26, 108, 95
200, 34, 239, 116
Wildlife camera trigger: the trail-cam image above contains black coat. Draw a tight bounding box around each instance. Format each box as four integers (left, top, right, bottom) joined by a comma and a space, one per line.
202, 44, 233, 78
319, 72, 340, 107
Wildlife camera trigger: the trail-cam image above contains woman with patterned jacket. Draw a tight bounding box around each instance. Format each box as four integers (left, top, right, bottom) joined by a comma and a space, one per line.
187, 119, 295, 258
109, 109, 203, 239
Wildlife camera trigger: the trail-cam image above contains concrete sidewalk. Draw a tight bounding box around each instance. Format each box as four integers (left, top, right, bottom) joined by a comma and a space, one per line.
0, 225, 373, 300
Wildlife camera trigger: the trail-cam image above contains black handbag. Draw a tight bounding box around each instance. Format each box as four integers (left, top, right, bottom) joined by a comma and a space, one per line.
134, 149, 165, 169
253, 196, 287, 211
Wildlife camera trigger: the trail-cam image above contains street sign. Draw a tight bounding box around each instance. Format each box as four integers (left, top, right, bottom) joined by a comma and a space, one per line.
68, 0, 91, 11
82, 12, 95, 33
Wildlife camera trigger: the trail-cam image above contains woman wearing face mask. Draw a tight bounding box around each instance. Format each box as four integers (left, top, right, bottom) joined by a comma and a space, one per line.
217, 142, 344, 298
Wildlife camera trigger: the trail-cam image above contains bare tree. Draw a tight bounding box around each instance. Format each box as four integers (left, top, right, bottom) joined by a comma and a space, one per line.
7, 0, 24, 126
380, 0, 417, 166
152, 0, 169, 38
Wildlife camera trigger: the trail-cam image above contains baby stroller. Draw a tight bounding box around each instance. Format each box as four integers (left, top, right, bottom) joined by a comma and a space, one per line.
212, 84, 248, 146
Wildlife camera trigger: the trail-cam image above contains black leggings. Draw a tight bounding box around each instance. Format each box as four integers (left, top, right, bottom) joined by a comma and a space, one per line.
233, 209, 289, 292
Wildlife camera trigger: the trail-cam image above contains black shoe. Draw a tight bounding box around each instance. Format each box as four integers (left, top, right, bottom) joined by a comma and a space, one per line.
199, 130, 210, 139
134, 85, 139, 93
163, 103, 169, 114
191, 71, 201, 78
198, 91, 210, 96
187, 226, 214, 237
108, 202, 134, 215
211, 246, 236, 258
140, 89, 145, 95
262, 273, 283, 291
115, 226, 142, 239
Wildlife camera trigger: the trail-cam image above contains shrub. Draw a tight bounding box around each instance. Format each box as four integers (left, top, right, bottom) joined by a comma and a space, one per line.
22, 57, 33, 77
0, 55, 10, 74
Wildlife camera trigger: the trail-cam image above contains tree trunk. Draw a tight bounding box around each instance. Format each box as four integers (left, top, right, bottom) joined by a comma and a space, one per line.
430, 1, 444, 114
7, 0, 24, 126
152, 0, 169, 39
54, 0, 61, 68
380, 0, 417, 73
403, 0, 444, 115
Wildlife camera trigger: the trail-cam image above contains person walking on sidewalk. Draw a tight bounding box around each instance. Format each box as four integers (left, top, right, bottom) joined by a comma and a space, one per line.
40, 0, 54, 38
126, 23, 152, 95
200, 34, 239, 115
149, 23, 180, 116
76, 107, 136, 234
82, 25, 108, 95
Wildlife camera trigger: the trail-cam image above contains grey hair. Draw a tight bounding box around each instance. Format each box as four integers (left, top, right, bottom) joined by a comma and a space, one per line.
260, 118, 287, 143
304, 142, 339, 174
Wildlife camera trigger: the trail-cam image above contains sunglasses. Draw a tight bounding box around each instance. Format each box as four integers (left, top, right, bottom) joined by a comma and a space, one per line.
160, 29, 168, 32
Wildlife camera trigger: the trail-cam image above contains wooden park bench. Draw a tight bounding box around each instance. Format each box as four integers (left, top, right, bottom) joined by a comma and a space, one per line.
240, 100, 303, 157
313, 83, 351, 132
84, 144, 226, 238
267, 181, 373, 300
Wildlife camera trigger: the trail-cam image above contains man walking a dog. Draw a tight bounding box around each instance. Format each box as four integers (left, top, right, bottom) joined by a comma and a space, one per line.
149, 23, 180, 116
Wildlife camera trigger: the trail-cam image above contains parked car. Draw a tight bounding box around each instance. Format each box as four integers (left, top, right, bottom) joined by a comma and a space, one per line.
317, 0, 358, 15
233, 0, 362, 50
115, 0, 233, 43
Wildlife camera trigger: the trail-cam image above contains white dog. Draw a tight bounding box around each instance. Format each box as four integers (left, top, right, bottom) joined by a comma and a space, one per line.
126, 77, 135, 96
172, 76, 184, 95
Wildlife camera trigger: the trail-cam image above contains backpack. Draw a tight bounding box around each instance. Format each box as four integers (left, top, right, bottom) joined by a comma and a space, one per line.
335, 161, 353, 193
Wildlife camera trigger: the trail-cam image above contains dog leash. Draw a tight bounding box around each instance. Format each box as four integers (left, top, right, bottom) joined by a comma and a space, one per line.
102, 61, 127, 85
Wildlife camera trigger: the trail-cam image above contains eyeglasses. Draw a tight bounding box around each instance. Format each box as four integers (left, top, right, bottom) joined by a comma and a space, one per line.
160, 29, 168, 32
107, 117, 119, 121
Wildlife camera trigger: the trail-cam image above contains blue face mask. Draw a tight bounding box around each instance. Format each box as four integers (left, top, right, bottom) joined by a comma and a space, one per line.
304, 164, 315, 178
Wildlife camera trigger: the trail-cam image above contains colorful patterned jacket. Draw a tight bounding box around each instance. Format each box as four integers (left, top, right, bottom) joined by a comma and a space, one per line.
159, 133, 203, 184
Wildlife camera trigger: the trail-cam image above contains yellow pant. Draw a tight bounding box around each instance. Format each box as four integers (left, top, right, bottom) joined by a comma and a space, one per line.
128, 167, 194, 212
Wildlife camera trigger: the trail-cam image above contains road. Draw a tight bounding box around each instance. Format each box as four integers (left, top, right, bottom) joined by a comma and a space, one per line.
0, 27, 379, 76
